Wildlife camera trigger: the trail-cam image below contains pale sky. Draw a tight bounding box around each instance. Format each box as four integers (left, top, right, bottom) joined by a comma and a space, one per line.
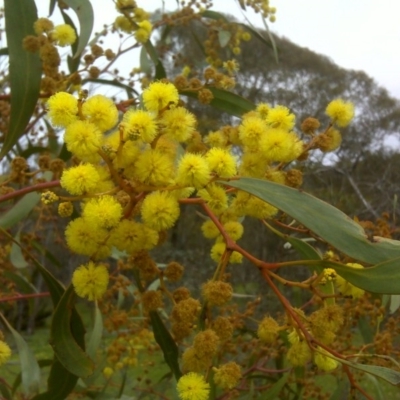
32, 0, 400, 100
140, 0, 400, 99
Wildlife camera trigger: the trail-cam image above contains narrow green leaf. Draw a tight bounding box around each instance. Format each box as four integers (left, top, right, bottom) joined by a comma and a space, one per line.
225, 177, 400, 264
182, 87, 255, 117
0, 192, 41, 229
149, 311, 181, 380
31, 240, 63, 270
50, 285, 94, 378
31, 359, 79, 400
330, 379, 350, 400
260, 16, 279, 64
264, 221, 321, 261
263, 373, 289, 400
48, 0, 57, 16
0, 381, 11, 400
20, 145, 49, 159
10, 230, 28, 268
3, 271, 37, 294
358, 316, 374, 344
366, 373, 385, 400
337, 357, 400, 386
60, 8, 80, 73
201, 10, 229, 22
1, 0, 42, 160
389, 294, 400, 314
0, 313, 41, 396
86, 304, 103, 360
317, 258, 400, 294
6, 232, 86, 399
218, 30, 231, 47
143, 40, 167, 79
82, 78, 139, 97
0, 47, 8, 56
63, 0, 94, 59
140, 45, 152, 74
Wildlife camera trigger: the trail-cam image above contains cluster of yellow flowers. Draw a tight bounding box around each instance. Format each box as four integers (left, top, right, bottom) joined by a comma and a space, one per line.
113, 0, 153, 43
43, 76, 355, 397
44, 81, 355, 298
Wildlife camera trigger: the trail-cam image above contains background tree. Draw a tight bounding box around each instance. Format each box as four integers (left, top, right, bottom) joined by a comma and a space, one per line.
155, 15, 400, 221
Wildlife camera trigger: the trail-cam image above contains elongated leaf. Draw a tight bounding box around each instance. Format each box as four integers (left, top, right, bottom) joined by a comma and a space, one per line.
3, 271, 37, 295
143, 40, 166, 79
10, 230, 28, 268
389, 294, 400, 314
336, 356, 400, 386
82, 78, 139, 97
60, 8, 80, 73
263, 373, 289, 400
50, 284, 94, 377
264, 221, 321, 261
225, 177, 400, 264
1, 0, 42, 160
0, 192, 41, 229
149, 311, 181, 380
0, 381, 11, 400
31, 240, 63, 270
218, 30, 231, 47
48, 0, 57, 16
0, 313, 41, 396
330, 379, 350, 400
63, 0, 94, 59
1, 229, 81, 399
31, 359, 79, 400
183, 87, 255, 117
0, 47, 8, 56
140, 45, 152, 74
86, 304, 103, 360
201, 10, 229, 22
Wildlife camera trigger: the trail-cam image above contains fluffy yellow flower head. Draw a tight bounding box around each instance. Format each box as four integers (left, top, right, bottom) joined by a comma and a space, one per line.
257, 316, 280, 344
161, 107, 197, 142
82, 195, 123, 229
34, 18, 54, 35
111, 220, 158, 253
325, 98, 355, 127
72, 261, 109, 301
141, 191, 180, 231
65, 217, 111, 258
82, 95, 119, 132
114, 15, 134, 33
52, 24, 76, 46
143, 82, 179, 112
206, 147, 236, 178
265, 105, 295, 131
198, 184, 228, 215
202, 280, 233, 306
177, 153, 211, 189
213, 362, 241, 390
64, 120, 102, 162
211, 242, 243, 264
133, 149, 175, 186
47, 92, 78, 127
0, 340, 12, 366
238, 115, 268, 150
134, 20, 152, 43
122, 109, 158, 142
60, 164, 100, 195
177, 372, 210, 400
201, 219, 220, 239
260, 129, 302, 163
